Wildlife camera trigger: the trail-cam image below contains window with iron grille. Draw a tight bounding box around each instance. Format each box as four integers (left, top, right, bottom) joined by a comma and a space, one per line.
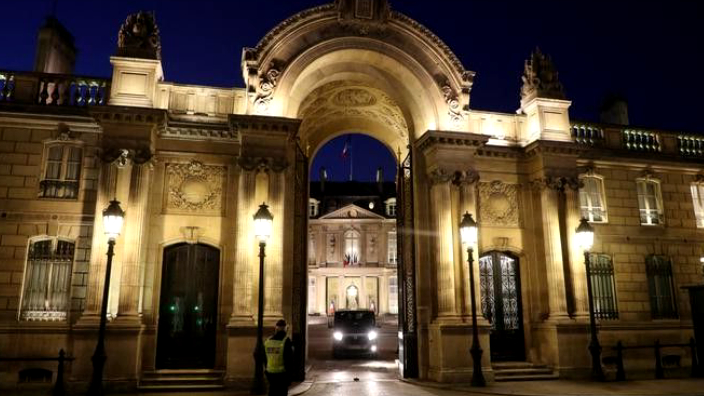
579, 176, 608, 223
588, 253, 619, 319
646, 255, 678, 319
20, 238, 75, 321
40, 145, 82, 199
636, 179, 664, 225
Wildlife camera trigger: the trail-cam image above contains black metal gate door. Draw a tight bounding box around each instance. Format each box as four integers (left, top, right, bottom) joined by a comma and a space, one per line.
156, 243, 220, 369
291, 143, 309, 381
478, 251, 525, 361
397, 150, 418, 377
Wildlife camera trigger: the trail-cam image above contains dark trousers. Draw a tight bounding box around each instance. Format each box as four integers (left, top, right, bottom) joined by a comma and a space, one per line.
265, 371, 289, 396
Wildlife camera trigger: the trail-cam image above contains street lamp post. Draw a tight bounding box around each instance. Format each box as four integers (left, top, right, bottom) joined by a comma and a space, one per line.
460, 212, 485, 387
251, 203, 273, 395
576, 218, 605, 381
88, 199, 125, 396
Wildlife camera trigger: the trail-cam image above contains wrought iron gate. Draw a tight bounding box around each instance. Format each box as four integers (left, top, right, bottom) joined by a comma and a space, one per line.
291, 143, 309, 381
478, 251, 525, 361
397, 150, 418, 377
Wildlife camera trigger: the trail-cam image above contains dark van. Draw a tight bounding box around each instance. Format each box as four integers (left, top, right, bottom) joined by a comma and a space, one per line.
332, 310, 378, 358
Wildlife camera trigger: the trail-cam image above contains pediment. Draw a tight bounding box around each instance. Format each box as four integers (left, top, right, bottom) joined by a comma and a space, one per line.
319, 204, 386, 220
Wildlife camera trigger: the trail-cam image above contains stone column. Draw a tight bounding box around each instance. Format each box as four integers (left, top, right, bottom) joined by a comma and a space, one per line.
456, 169, 480, 317
116, 162, 152, 321
533, 177, 569, 319
230, 166, 257, 324
428, 169, 457, 317
565, 178, 589, 317
83, 161, 118, 317
265, 169, 285, 318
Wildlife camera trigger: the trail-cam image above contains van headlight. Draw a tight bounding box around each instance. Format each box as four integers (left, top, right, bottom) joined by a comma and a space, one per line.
367, 330, 378, 341
333, 331, 343, 341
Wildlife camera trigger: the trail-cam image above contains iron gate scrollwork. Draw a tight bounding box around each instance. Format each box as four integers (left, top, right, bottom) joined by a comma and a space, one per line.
291, 143, 308, 381
397, 149, 418, 378
478, 251, 525, 361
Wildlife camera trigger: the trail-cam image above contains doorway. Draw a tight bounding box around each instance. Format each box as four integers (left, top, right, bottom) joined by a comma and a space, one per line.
478, 251, 525, 361
156, 243, 220, 369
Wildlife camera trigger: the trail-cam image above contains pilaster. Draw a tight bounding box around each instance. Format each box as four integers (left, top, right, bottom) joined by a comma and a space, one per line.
428, 169, 456, 317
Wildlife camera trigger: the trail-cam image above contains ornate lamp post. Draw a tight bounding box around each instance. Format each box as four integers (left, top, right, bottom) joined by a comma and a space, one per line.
459, 212, 485, 387
576, 218, 605, 381
251, 203, 273, 395
88, 199, 125, 396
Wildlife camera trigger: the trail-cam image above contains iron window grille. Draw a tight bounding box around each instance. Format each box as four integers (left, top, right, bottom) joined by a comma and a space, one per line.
645, 255, 678, 319
588, 253, 619, 320
20, 238, 75, 321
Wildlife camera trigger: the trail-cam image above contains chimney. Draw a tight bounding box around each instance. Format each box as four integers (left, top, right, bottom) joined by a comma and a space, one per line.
34, 16, 77, 74
319, 167, 327, 193
376, 167, 384, 193
599, 94, 629, 126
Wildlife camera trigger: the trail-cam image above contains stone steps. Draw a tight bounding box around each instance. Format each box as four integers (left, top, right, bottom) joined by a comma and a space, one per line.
493, 361, 559, 382
139, 369, 225, 391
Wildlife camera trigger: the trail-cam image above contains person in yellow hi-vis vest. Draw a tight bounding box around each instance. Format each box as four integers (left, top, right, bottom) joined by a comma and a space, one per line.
265, 319, 293, 396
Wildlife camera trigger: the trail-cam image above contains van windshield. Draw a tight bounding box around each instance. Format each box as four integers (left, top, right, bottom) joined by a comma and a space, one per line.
334, 311, 375, 329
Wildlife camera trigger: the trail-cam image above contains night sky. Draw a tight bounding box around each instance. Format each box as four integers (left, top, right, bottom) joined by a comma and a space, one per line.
2, 0, 702, 182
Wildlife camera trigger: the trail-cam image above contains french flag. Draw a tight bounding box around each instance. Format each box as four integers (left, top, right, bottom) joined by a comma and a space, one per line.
341, 135, 351, 159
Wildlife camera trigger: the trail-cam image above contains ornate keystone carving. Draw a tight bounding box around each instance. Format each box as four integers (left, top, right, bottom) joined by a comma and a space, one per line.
102, 147, 153, 167
521, 48, 565, 102
166, 160, 225, 213
479, 181, 520, 226
117, 11, 161, 60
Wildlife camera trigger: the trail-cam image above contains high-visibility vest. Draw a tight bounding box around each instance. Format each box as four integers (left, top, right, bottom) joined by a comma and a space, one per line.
265, 337, 286, 374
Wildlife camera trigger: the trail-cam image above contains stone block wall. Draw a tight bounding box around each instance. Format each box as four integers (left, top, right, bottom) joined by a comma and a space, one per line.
0, 124, 100, 324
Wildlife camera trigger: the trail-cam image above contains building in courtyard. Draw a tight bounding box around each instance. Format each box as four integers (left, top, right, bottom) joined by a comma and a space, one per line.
0, 0, 703, 391
307, 171, 398, 317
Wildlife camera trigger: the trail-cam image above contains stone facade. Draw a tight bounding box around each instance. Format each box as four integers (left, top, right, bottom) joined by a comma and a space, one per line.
0, 0, 702, 391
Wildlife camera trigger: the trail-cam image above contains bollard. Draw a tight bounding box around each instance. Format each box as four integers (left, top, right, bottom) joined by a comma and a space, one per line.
615, 341, 626, 381
53, 349, 66, 396
654, 340, 664, 379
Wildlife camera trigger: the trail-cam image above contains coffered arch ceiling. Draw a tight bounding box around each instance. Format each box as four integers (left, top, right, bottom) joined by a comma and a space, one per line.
298, 80, 409, 159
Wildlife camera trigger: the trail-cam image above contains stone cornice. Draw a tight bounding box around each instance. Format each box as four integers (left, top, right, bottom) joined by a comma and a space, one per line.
229, 114, 301, 138
415, 130, 489, 153
89, 106, 166, 126
160, 118, 237, 143
522, 139, 587, 158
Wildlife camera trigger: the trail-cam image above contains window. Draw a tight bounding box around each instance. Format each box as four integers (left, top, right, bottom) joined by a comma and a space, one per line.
692, 183, 704, 228
385, 198, 397, 217
579, 176, 607, 222
636, 179, 664, 225
587, 253, 618, 319
308, 277, 316, 314
388, 276, 399, 314
343, 230, 360, 266
309, 199, 319, 218
308, 233, 316, 265
40, 145, 82, 199
387, 232, 397, 265
646, 255, 678, 319
20, 238, 75, 321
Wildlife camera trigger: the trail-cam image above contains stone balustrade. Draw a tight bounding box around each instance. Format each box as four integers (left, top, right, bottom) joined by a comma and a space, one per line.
571, 121, 704, 159
0, 70, 109, 107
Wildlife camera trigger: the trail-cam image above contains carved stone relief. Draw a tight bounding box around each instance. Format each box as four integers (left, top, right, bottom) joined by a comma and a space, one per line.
366, 233, 378, 262
479, 181, 520, 226
326, 233, 337, 262
165, 160, 225, 214
117, 11, 161, 60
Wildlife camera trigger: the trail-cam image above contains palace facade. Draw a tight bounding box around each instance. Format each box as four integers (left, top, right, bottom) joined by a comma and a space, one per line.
0, 0, 703, 391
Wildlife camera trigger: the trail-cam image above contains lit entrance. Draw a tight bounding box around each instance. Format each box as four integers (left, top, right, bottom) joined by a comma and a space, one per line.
479, 251, 525, 361
156, 243, 220, 369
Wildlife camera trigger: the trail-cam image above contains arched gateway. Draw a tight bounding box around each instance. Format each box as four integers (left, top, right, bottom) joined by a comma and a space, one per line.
75, 0, 579, 387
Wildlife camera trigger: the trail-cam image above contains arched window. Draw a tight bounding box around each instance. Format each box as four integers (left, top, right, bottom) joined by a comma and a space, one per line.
579, 175, 608, 223
343, 230, 360, 266
20, 238, 75, 321
40, 143, 83, 199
